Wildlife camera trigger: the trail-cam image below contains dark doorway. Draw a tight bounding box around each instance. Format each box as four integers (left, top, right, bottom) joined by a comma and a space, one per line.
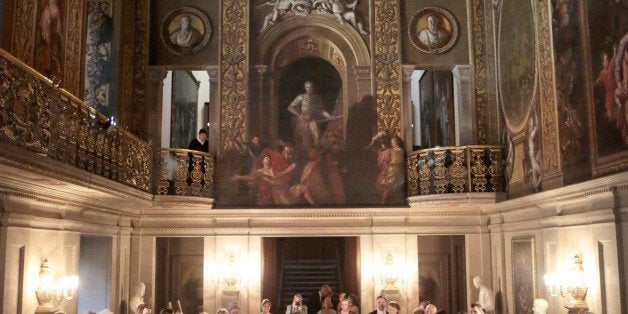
262, 237, 359, 314
155, 237, 204, 314
417, 235, 466, 314
277, 57, 342, 147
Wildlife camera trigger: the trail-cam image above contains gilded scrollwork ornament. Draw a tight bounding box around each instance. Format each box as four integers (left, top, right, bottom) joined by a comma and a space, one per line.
221, 0, 249, 149
374, 0, 402, 135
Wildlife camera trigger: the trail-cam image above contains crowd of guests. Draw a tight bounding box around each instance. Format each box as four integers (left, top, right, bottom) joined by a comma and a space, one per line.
128, 283, 500, 314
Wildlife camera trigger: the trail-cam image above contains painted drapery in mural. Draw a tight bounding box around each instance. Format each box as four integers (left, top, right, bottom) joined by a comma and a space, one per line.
84, 0, 114, 117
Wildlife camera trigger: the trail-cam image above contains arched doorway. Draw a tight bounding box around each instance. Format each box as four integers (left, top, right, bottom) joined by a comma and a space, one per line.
277, 57, 342, 148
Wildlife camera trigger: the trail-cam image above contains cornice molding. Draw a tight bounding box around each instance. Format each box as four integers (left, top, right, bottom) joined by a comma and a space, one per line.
0, 142, 153, 206
484, 172, 628, 215
1, 212, 124, 235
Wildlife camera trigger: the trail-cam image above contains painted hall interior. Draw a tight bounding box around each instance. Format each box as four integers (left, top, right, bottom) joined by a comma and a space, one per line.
0, 1, 627, 314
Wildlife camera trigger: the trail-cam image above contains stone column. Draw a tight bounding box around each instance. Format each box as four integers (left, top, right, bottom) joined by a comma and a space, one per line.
254, 65, 269, 141
351, 65, 372, 142
452, 65, 474, 146
402, 65, 415, 152
207, 66, 220, 156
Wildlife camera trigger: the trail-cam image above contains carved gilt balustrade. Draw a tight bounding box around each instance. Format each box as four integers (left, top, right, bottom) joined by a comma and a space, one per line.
156, 148, 215, 198
406, 145, 506, 196
0, 48, 152, 192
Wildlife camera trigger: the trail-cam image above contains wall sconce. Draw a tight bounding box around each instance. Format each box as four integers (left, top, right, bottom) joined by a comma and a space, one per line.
543, 254, 588, 310
35, 258, 79, 313
211, 252, 248, 291
379, 253, 402, 291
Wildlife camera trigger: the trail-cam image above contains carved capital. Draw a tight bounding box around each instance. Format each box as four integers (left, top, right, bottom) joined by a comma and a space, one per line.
452, 65, 471, 80
207, 66, 220, 81
402, 65, 415, 82
254, 65, 268, 78
352, 65, 371, 80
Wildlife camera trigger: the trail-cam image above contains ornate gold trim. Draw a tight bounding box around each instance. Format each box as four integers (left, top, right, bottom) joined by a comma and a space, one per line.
130, 0, 149, 139
535, 0, 562, 177
471, 0, 488, 144
220, 0, 249, 150
374, 0, 402, 135
63, 0, 83, 96
11, 0, 36, 65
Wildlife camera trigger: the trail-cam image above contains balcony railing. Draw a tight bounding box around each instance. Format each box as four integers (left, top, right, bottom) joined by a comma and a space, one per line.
156, 148, 215, 197
0, 49, 152, 191
406, 145, 506, 196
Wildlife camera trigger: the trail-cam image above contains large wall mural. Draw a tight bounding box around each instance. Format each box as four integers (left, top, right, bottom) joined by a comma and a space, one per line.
584, 0, 628, 176
213, 0, 407, 208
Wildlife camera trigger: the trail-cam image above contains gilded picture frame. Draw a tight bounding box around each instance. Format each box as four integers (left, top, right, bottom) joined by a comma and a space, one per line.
161, 7, 212, 55
409, 7, 459, 54
511, 237, 537, 314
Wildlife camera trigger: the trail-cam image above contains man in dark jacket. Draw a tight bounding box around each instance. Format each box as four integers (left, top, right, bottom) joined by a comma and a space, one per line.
368, 295, 388, 314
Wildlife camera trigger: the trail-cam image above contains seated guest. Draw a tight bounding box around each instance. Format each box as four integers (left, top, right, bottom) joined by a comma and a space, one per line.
318, 295, 337, 314
309, 284, 335, 313
346, 294, 359, 314
339, 299, 352, 314
260, 298, 272, 314
368, 295, 387, 314
425, 304, 437, 314
469, 302, 485, 314
136, 304, 152, 314
286, 294, 307, 314
387, 301, 400, 314
336, 291, 348, 313
216, 309, 228, 314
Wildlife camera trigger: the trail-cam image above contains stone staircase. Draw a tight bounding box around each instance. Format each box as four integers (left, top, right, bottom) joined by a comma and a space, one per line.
279, 259, 341, 309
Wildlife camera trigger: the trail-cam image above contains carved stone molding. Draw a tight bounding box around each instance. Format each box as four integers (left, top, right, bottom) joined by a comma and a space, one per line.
220, 0, 249, 150
471, 0, 488, 144
374, 0, 402, 135
207, 66, 220, 81
2, 212, 129, 235
401, 64, 414, 82
11, 0, 37, 65
452, 64, 471, 80
288, 37, 346, 69
352, 65, 371, 80
535, 0, 563, 187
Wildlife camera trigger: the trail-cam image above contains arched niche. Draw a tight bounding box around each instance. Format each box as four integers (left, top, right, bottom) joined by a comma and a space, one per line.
252, 14, 371, 143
